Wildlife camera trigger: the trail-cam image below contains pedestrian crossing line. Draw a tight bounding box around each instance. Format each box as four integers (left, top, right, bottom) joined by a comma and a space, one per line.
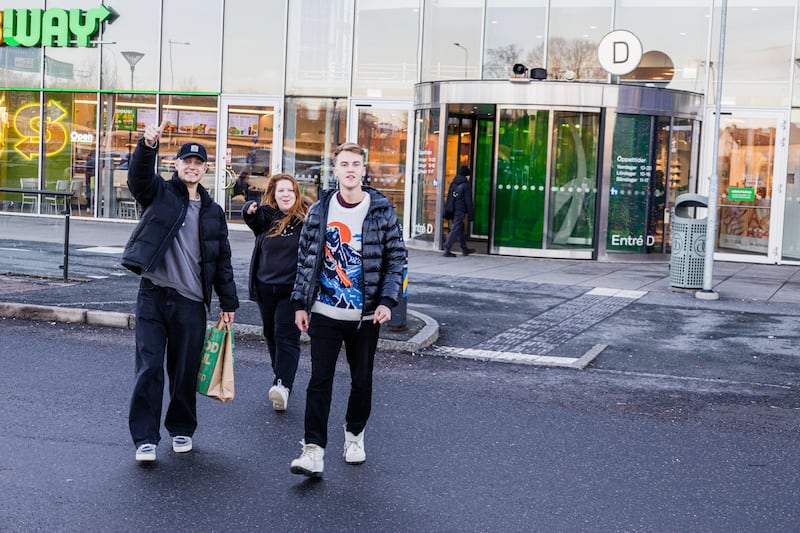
476, 289, 645, 356
77, 246, 125, 254
434, 343, 607, 369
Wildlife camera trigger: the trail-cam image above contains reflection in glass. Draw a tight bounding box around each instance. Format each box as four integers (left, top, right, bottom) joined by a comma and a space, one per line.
783, 111, 800, 259
654, 117, 697, 252
356, 107, 409, 219
483, 1, 547, 80
223, 104, 275, 223
713, 2, 793, 106
410, 108, 439, 242
353, 2, 420, 98
716, 116, 776, 255
547, 0, 609, 81
614, 1, 710, 92
222, 0, 285, 94
161, 0, 223, 93
495, 108, 548, 249
286, 0, 355, 96
103, 0, 161, 91
421, 1, 482, 81
283, 97, 347, 202
472, 119, 494, 237
547, 111, 599, 250
68, 93, 98, 216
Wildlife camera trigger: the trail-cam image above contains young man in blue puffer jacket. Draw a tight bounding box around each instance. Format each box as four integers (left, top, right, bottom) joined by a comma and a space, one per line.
290, 142, 406, 478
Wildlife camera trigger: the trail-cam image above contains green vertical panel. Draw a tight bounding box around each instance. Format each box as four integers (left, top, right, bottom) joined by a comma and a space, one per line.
548, 111, 599, 249
472, 119, 493, 236
0, 91, 40, 205
607, 114, 652, 253
43, 93, 74, 188
494, 109, 547, 249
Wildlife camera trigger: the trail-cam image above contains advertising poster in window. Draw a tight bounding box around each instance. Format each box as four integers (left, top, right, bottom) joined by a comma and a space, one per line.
178, 110, 216, 135
163, 109, 178, 134
115, 107, 136, 131
228, 113, 258, 136
607, 114, 652, 253
136, 108, 156, 130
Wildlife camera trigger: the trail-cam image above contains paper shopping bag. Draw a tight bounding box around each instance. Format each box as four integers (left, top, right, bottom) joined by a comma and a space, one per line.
197, 317, 235, 402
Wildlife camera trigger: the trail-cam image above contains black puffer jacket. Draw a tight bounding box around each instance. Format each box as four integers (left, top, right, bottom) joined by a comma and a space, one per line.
444, 174, 473, 218
291, 187, 406, 315
121, 138, 239, 312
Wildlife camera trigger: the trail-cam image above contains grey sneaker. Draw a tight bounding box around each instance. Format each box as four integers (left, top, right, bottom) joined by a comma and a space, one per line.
135, 443, 156, 462
268, 380, 289, 411
343, 428, 366, 465
172, 436, 192, 453
290, 441, 324, 478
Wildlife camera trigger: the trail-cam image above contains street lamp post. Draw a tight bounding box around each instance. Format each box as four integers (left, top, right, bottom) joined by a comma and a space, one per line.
168, 40, 190, 91
453, 42, 468, 79
120, 51, 144, 184
120, 50, 144, 91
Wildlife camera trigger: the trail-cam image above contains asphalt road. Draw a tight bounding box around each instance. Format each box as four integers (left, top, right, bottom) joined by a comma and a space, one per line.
2, 318, 798, 532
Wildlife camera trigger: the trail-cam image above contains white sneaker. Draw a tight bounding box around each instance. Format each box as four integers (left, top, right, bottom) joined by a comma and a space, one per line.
135, 443, 156, 462
172, 436, 192, 453
268, 380, 289, 411
343, 428, 366, 465
290, 441, 324, 478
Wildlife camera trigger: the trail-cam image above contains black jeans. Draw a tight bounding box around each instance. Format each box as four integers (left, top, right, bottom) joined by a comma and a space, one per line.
129, 278, 207, 447
255, 282, 300, 390
304, 314, 381, 448
444, 211, 468, 252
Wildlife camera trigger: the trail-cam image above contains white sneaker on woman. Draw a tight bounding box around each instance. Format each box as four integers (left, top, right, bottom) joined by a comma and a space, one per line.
268, 380, 289, 411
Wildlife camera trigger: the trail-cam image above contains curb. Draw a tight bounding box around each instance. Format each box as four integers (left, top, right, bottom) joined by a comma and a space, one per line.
0, 302, 439, 354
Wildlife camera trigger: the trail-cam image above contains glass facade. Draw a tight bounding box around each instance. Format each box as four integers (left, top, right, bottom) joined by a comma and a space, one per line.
4, 0, 800, 265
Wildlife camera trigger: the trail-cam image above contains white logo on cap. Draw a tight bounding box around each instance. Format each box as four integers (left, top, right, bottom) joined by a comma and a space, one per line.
191, 145, 199, 153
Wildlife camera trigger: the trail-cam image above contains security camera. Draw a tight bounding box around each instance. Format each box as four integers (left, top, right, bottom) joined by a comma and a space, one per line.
512, 63, 528, 76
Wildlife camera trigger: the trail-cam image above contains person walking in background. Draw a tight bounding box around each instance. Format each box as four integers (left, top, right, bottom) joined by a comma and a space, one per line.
123, 120, 238, 463
442, 165, 476, 257
289, 142, 406, 478
243, 174, 308, 412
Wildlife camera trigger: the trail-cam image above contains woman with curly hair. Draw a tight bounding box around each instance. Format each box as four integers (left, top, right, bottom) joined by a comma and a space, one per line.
243, 174, 308, 411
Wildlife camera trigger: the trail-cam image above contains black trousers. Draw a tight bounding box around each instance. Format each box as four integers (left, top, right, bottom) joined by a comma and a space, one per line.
304, 314, 381, 448
129, 278, 207, 447
444, 211, 468, 252
255, 282, 300, 390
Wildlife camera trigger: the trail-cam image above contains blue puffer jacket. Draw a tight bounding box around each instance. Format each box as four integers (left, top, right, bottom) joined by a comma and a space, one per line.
121, 138, 239, 312
291, 186, 406, 315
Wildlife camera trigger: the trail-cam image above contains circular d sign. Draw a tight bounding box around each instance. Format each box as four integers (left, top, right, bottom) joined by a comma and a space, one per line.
597, 30, 643, 76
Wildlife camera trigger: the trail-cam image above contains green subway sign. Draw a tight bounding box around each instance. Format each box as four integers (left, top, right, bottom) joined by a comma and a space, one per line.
0, 5, 117, 48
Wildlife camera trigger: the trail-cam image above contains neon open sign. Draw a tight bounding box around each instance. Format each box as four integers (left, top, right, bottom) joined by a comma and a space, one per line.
0, 5, 117, 47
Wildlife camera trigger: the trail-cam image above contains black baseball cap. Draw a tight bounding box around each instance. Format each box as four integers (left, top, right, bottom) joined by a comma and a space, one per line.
175, 142, 207, 162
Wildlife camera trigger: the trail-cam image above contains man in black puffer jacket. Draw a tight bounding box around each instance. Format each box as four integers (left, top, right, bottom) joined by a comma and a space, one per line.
289, 142, 406, 478
122, 120, 238, 463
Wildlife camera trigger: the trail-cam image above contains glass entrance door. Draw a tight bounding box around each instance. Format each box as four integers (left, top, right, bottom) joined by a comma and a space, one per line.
703, 109, 787, 262
217, 96, 282, 224
347, 100, 412, 222
493, 107, 600, 258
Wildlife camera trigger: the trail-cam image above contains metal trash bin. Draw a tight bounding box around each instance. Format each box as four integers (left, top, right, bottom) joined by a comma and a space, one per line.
670, 193, 708, 289
386, 261, 409, 329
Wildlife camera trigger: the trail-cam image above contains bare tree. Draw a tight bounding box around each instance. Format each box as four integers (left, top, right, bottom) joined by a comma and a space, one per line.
537, 37, 606, 81
483, 43, 524, 79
